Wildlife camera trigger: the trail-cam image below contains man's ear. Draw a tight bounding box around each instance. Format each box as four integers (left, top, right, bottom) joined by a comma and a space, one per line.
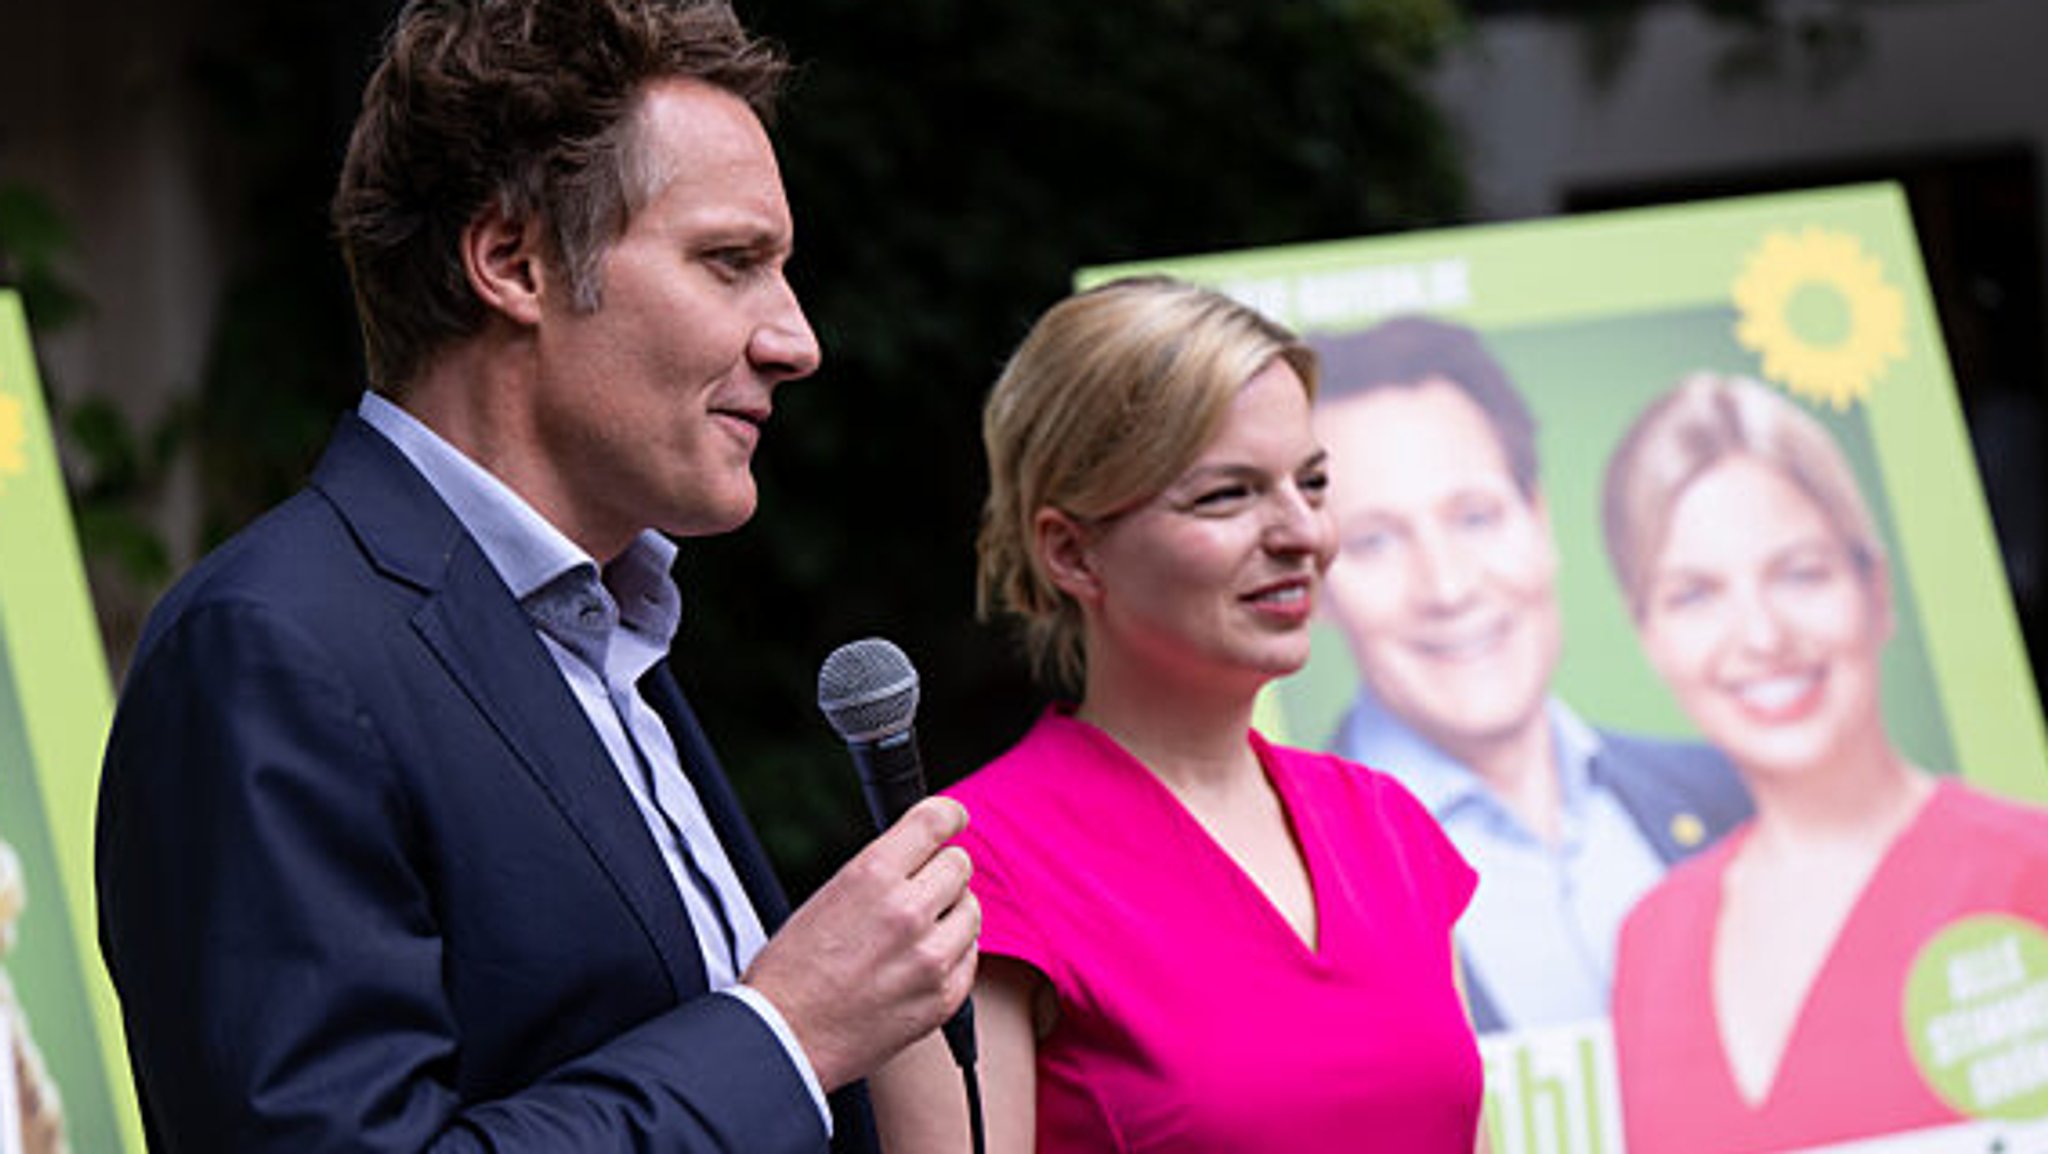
461, 199, 547, 327
1034, 507, 1102, 605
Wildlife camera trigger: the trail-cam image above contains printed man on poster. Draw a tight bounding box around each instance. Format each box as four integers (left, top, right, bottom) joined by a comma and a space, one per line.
1305, 314, 1751, 1034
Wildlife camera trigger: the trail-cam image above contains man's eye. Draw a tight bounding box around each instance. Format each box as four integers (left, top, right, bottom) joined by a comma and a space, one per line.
1452, 501, 1502, 531
706, 248, 763, 277
1343, 529, 1394, 560
1659, 581, 1714, 612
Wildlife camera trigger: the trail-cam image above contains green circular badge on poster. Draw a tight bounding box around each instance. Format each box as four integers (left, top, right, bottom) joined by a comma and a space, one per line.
1903, 914, 2048, 1120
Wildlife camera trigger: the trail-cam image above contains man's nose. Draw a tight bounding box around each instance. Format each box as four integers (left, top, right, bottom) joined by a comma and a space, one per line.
1410, 528, 1480, 607
752, 276, 821, 383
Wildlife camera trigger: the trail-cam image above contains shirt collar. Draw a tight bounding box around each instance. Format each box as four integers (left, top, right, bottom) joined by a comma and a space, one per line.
356, 391, 681, 646
1333, 683, 1606, 816
1549, 697, 1602, 806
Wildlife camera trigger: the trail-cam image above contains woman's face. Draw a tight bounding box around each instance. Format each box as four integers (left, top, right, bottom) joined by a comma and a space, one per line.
1635, 453, 1890, 782
1066, 359, 1336, 695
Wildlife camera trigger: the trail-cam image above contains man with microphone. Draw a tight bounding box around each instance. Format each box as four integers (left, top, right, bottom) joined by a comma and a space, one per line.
93, 2, 977, 1151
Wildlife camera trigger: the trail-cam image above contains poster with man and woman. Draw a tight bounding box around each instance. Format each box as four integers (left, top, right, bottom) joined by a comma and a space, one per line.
1087, 183, 2048, 1152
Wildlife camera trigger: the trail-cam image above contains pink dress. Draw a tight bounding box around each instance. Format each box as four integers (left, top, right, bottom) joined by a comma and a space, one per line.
946, 710, 1482, 1153
1613, 780, 2048, 1153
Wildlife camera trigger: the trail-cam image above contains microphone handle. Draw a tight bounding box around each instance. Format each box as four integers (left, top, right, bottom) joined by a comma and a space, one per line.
849, 728, 928, 831
848, 727, 978, 1070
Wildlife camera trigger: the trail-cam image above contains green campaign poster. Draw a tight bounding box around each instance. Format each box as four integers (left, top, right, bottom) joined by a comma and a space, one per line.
0, 290, 139, 1153
1085, 184, 2048, 1152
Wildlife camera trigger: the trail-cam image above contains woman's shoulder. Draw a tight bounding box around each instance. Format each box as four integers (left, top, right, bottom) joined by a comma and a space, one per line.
1256, 732, 1417, 799
942, 709, 1145, 831
1255, 729, 1368, 777
1253, 732, 1451, 842
1923, 777, 2048, 851
1623, 825, 1747, 941
944, 722, 1046, 816
1889, 779, 2048, 924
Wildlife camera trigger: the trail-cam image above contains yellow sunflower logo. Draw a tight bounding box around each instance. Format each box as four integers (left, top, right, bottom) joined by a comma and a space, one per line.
0, 392, 26, 494
1732, 228, 1908, 410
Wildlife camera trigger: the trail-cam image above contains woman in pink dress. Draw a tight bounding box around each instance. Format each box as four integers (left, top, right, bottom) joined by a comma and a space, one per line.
873, 276, 1487, 1153
1602, 372, 2048, 1152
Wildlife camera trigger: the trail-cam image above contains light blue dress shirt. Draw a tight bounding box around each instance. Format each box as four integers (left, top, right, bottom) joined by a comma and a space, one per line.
1333, 687, 1667, 1031
357, 393, 828, 1124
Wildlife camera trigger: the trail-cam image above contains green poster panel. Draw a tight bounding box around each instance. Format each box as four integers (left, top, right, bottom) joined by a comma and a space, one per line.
1085, 184, 2048, 1153
0, 290, 139, 1152
1085, 184, 2045, 799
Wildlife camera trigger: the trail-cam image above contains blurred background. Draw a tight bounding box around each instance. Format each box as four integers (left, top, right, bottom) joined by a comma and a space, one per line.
2, 0, 2043, 894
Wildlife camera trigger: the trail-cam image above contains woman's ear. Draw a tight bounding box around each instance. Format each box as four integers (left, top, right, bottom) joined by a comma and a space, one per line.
1033, 507, 1102, 606
461, 198, 548, 327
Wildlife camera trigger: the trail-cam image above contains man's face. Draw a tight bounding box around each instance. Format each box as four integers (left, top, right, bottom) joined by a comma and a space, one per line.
525, 77, 820, 559
1314, 378, 1562, 760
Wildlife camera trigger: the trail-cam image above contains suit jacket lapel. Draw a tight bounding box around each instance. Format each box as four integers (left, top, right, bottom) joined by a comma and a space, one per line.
640, 669, 794, 930
311, 414, 710, 997
637, 669, 880, 1150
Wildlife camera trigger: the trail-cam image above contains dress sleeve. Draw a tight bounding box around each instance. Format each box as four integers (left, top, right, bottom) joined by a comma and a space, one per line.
1375, 772, 1478, 929
950, 816, 1063, 991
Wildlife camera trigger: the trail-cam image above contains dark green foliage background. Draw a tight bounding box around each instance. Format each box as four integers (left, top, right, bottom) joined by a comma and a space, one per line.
164, 0, 1473, 894
698, 0, 1467, 889
12, 0, 1803, 894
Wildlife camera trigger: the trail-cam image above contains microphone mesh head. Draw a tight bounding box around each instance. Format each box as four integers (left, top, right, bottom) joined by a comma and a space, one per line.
817, 638, 920, 743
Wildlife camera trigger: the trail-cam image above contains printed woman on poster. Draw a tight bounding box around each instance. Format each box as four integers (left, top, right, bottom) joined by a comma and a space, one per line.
0, 838, 67, 1154
1602, 372, 2048, 1152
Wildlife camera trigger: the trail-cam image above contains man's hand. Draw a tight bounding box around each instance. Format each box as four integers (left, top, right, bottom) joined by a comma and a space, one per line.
744, 796, 980, 1091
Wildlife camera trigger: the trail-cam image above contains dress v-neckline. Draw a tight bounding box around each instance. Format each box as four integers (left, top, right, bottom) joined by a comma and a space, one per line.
1706, 783, 1947, 1111
1087, 721, 1329, 960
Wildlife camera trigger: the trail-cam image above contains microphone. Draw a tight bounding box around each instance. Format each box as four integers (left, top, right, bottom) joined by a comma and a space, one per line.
817, 638, 978, 1073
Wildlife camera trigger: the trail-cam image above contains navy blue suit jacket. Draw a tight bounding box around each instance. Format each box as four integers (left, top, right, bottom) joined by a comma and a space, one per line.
97, 415, 876, 1152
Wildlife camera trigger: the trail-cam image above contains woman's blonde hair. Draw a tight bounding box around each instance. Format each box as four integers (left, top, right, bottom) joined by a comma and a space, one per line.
976, 275, 1316, 694
1602, 372, 1886, 617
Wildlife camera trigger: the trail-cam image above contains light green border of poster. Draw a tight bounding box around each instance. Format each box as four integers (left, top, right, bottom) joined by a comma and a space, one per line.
0, 291, 143, 1151
1081, 182, 2048, 803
